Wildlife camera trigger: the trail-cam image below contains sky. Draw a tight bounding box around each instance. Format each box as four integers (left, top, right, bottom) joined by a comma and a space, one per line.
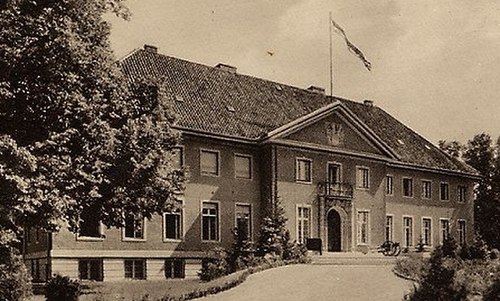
109, 0, 500, 144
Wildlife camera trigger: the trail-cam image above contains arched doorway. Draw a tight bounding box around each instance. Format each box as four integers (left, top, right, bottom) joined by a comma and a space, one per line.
327, 209, 342, 252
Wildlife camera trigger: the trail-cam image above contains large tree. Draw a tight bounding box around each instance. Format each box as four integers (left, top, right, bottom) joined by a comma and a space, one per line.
0, 0, 184, 251
440, 133, 500, 248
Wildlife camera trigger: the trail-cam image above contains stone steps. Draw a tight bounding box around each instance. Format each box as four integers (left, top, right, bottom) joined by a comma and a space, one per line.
310, 252, 399, 266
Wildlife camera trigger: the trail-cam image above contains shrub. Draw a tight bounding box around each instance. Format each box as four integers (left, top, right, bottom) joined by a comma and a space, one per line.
227, 227, 256, 273
0, 247, 32, 301
409, 247, 466, 301
441, 236, 458, 258
393, 254, 427, 281
282, 238, 309, 263
459, 238, 489, 260
484, 276, 500, 301
45, 274, 82, 301
199, 247, 229, 281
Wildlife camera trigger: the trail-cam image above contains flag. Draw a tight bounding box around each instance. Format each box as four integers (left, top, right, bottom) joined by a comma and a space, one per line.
331, 19, 372, 71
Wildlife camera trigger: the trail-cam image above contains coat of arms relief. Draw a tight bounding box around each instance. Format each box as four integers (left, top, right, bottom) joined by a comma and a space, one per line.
326, 122, 344, 146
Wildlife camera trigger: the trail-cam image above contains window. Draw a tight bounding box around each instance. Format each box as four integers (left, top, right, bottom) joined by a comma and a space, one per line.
357, 211, 370, 244
458, 220, 466, 245
458, 186, 467, 203
357, 167, 370, 189
78, 259, 103, 281
385, 215, 393, 241
31, 259, 40, 282
297, 206, 311, 244
200, 150, 219, 176
165, 259, 185, 279
234, 154, 252, 179
202, 202, 219, 241
164, 206, 182, 241
124, 259, 146, 280
172, 147, 183, 169
79, 208, 101, 238
403, 216, 413, 247
386, 175, 394, 195
440, 182, 449, 201
124, 214, 145, 240
422, 180, 432, 199
440, 219, 450, 244
296, 158, 312, 183
235, 204, 252, 240
402, 178, 413, 197
422, 218, 432, 246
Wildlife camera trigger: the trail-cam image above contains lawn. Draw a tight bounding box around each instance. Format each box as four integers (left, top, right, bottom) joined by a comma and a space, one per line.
30, 270, 248, 301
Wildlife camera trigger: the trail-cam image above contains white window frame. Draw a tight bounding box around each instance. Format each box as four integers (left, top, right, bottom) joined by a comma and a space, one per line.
201, 200, 221, 242
421, 217, 433, 247
439, 218, 450, 244
77, 216, 104, 241
295, 157, 313, 184
234, 153, 253, 180
385, 214, 394, 242
234, 203, 253, 241
357, 210, 370, 245
200, 149, 221, 177
440, 182, 450, 201
402, 215, 414, 247
356, 166, 370, 189
296, 204, 312, 244
457, 219, 466, 245
326, 161, 343, 183
402, 177, 414, 198
124, 259, 146, 280
421, 180, 432, 200
122, 215, 147, 242
163, 201, 184, 242
457, 185, 467, 203
386, 175, 394, 196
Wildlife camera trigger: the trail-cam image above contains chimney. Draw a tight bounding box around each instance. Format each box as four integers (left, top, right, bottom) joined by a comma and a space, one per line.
307, 85, 325, 94
363, 99, 374, 107
215, 63, 237, 73
144, 44, 158, 53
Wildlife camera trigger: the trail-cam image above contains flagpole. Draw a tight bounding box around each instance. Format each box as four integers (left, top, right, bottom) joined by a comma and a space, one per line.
329, 12, 333, 97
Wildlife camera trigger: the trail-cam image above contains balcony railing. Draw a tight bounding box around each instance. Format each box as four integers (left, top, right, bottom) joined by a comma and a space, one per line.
319, 182, 353, 199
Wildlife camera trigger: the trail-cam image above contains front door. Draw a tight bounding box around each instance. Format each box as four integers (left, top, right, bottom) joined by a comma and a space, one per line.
327, 209, 341, 252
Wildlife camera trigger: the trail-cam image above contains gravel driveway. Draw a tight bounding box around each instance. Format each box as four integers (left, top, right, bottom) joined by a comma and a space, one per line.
197, 265, 413, 301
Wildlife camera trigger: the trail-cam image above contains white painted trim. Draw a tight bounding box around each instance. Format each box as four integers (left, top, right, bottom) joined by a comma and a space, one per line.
199, 148, 221, 177
402, 177, 414, 198
385, 214, 394, 242
457, 219, 467, 245
421, 179, 433, 200
457, 185, 467, 203
421, 217, 433, 247
200, 200, 221, 243
122, 216, 147, 242
355, 166, 370, 190
356, 209, 371, 245
296, 204, 313, 244
440, 182, 450, 202
385, 174, 394, 196
326, 161, 343, 183
162, 200, 185, 242
76, 222, 104, 241
402, 215, 414, 247
234, 153, 253, 180
439, 218, 451, 244
295, 157, 313, 184
51, 249, 207, 258
234, 202, 253, 241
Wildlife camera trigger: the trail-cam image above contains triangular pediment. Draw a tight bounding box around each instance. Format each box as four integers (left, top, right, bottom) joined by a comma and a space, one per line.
263, 102, 399, 159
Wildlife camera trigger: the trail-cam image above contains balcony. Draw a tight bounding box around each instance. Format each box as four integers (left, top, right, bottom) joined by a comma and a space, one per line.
319, 182, 353, 199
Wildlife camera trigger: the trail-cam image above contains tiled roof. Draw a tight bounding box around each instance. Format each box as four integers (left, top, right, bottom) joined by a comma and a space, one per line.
120, 48, 477, 175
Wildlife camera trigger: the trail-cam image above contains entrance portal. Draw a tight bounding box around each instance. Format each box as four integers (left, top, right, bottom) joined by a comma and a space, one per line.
327, 209, 342, 252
